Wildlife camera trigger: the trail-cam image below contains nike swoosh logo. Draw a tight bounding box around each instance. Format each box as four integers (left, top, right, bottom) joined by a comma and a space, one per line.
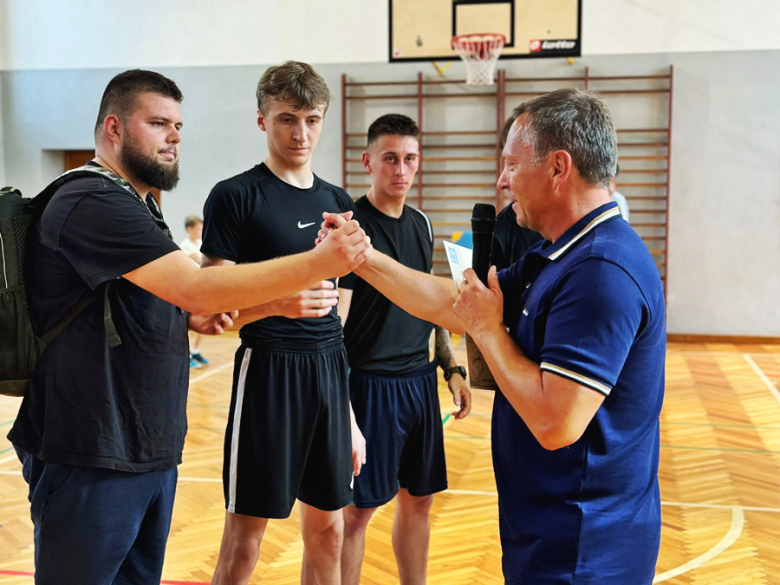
298, 221, 316, 229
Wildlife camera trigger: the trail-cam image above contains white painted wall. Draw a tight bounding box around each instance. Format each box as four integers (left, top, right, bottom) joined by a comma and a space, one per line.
0, 74, 5, 187
0, 2, 6, 185
1, 0, 387, 70
0, 0, 7, 72
583, 0, 780, 56
2, 0, 780, 71
3, 53, 779, 336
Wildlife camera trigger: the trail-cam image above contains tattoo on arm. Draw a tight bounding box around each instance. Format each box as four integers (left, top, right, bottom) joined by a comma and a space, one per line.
435, 325, 457, 370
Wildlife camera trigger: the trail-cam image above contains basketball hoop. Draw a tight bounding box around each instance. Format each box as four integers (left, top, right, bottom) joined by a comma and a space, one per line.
452, 33, 506, 86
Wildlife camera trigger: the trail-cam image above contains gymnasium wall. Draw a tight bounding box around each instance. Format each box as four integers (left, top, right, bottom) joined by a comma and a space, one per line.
1, 0, 780, 71
0, 1, 6, 72
0, 74, 5, 187
1, 50, 778, 337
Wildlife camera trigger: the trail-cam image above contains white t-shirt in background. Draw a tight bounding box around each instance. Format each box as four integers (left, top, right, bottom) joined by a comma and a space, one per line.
610, 191, 630, 224
179, 238, 202, 257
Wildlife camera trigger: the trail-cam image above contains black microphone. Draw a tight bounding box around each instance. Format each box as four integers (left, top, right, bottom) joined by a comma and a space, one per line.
466, 203, 498, 390
471, 203, 496, 284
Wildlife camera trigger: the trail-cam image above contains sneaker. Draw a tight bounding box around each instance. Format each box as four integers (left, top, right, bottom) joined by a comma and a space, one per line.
189, 355, 202, 369
192, 353, 210, 366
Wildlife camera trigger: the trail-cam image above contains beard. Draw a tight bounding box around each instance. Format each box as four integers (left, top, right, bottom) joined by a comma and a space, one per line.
119, 132, 180, 192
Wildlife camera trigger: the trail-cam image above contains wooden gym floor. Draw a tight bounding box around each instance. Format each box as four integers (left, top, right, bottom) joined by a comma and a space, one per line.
1, 336, 780, 584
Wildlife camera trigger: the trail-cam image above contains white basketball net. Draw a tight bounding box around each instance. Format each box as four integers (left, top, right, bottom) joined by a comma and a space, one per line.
452, 34, 506, 86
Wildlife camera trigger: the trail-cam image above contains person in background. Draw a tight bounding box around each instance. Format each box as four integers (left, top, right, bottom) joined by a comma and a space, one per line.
609, 164, 630, 223
338, 114, 471, 585
179, 215, 209, 368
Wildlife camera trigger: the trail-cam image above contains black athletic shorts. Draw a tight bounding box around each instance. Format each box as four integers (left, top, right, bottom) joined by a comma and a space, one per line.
223, 338, 353, 519
349, 362, 447, 508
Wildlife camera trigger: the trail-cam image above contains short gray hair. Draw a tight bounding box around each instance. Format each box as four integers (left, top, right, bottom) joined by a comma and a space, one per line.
512, 89, 618, 190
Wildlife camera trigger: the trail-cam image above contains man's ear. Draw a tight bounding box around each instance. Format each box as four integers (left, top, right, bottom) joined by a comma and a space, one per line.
257, 109, 267, 132
550, 150, 573, 192
103, 114, 123, 146
362, 151, 372, 174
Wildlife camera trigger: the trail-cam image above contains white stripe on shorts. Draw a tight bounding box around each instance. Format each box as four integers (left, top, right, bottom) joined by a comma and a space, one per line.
227, 347, 252, 513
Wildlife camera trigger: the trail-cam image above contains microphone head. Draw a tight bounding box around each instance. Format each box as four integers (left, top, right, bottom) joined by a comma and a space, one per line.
471, 203, 496, 234
472, 203, 496, 221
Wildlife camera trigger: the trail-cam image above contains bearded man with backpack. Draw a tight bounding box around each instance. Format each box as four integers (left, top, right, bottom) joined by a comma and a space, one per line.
2, 69, 372, 585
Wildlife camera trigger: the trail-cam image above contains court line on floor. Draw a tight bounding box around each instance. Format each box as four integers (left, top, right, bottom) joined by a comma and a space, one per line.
743, 353, 780, 404
0, 489, 761, 583
5, 438, 780, 473
188, 363, 233, 384
0, 470, 772, 514
0, 452, 19, 465
448, 488, 747, 581
653, 506, 744, 583
420, 490, 780, 514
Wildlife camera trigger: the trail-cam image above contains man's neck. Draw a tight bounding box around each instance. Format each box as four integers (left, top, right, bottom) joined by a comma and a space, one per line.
93, 154, 150, 201
366, 187, 405, 219
264, 154, 314, 189
544, 188, 611, 242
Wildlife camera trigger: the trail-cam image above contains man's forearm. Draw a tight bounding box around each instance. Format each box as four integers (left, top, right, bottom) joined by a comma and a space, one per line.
469, 326, 548, 427
434, 325, 458, 370
228, 303, 276, 329
129, 249, 333, 316
355, 250, 464, 334
197, 251, 332, 313
472, 326, 605, 450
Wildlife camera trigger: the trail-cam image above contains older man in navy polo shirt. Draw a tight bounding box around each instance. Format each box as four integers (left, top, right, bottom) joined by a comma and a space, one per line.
322, 88, 666, 584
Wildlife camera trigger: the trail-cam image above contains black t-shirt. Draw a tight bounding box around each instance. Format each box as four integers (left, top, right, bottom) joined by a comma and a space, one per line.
491, 203, 544, 271
8, 168, 188, 473
201, 163, 355, 344
340, 196, 434, 375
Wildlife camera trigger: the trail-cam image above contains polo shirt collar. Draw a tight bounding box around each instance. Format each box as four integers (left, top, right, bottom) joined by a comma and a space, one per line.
539, 201, 621, 261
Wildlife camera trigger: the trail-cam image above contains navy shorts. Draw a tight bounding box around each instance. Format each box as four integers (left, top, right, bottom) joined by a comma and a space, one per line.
17, 447, 177, 585
223, 338, 353, 519
350, 362, 447, 508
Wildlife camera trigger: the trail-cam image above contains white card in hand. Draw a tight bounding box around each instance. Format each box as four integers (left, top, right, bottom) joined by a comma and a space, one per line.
442, 240, 473, 288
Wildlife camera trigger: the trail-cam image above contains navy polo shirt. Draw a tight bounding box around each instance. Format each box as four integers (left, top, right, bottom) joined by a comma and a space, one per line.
495, 202, 666, 585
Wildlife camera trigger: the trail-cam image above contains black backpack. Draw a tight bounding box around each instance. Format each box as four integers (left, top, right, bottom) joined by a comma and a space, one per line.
0, 165, 127, 397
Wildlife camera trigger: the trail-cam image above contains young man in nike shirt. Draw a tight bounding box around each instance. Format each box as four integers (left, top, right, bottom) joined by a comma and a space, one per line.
338, 114, 471, 585
201, 61, 366, 585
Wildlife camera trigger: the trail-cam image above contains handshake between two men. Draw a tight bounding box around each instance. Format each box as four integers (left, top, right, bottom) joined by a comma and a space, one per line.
317, 211, 504, 345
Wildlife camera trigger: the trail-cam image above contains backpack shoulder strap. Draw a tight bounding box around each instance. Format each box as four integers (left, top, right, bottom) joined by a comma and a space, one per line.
34, 165, 129, 348
32, 164, 141, 213
40, 290, 99, 345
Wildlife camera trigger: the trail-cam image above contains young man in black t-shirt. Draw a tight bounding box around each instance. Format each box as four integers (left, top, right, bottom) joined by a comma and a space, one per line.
201, 61, 367, 585
8, 70, 371, 585
337, 114, 471, 585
